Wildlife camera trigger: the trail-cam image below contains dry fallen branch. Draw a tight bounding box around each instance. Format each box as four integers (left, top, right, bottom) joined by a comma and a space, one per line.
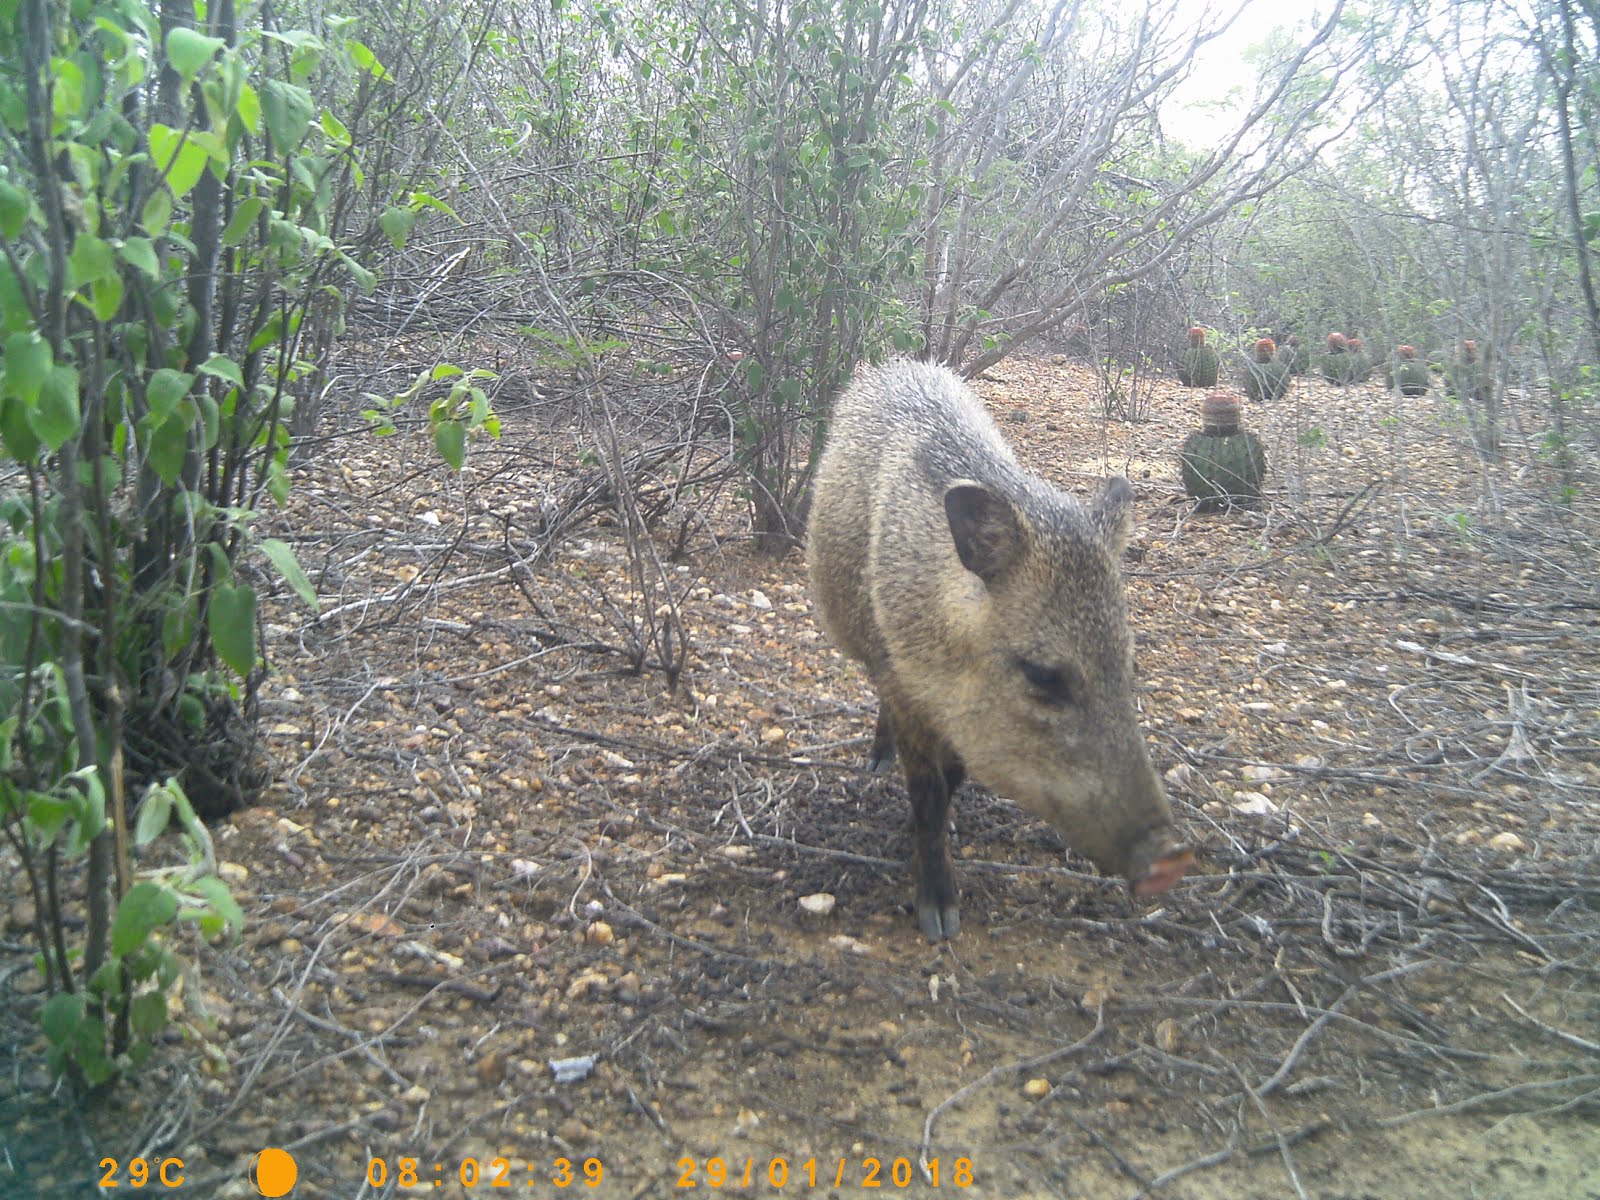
1373, 1073, 1600, 1128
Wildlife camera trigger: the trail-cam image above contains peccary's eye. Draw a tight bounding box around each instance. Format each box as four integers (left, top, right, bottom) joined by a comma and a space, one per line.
1019, 658, 1075, 707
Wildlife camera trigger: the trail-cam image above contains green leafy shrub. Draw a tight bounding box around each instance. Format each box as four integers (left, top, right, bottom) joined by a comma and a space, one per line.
0, 0, 454, 1087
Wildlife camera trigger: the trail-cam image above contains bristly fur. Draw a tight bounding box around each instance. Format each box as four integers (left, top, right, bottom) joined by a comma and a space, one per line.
807, 360, 1191, 937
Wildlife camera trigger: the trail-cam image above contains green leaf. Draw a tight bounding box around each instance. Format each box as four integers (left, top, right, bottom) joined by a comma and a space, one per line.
406, 191, 460, 220
30, 363, 80, 451
320, 108, 351, 146
197, 393, 219, 448
87, 274, 124, 321
337, 251, 375, 295
144, 411, 190, 483
190, 875, 245, 941
111, 881, 180, 958
263, 29, 326, 81
25, 790, 75, 840
0, 395, 42, 461
0, 180, 27, 238
348, 39, 390, 81
209, 582, 256, 676
379, 206, 416, 250
220, 196, 264, 246
2, 332, 51, 402
265, 456, 290, 503
133, 784, 173, 846
129, 991, 168, 1037
146, 367, 194, 422
117, 236, 159, 279
148, 124, 209, 198
0, 260, 30, 333
434, 420, 465, 470
165, 27, 225, 81
141, 187, 172, 237
247, 313, 283, 354
160, 596, 197, 662
50, 57, 85, 120
197, 354, 244, 388
260, 537, 318, 609
40, 991, 87, 1044
260, 80, 314, 150
235, 81, 260, 134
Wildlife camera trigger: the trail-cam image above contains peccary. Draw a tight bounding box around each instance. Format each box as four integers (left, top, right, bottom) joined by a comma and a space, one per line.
806, 360, 1193, 939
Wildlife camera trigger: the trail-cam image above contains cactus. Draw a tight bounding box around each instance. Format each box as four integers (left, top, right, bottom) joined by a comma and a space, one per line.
1275, 334, 1310, 375
1346, 337, 1374, 382
1319, 332, 1372, 385
1177, 326, 1219, 387
1242, 336, 1292, 402
1445, 340, 1491, 403
1180, 391, 1267, 510
1391, 344, 1430, 396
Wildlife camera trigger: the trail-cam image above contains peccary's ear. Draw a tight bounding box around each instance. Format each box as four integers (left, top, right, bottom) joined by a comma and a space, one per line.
944, 482, 1025, 583
1091, 476, 1135, 559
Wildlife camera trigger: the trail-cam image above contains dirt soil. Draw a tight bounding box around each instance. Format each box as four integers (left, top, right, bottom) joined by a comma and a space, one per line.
3, 355, 1599, 1200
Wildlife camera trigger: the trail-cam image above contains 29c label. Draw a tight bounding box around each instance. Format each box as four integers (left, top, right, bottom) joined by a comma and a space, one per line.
98, 1158, 187, 1188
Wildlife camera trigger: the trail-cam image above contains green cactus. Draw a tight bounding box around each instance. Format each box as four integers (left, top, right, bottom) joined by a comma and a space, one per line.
1180, 391, 1266, 510
1444, 340, 1490, 403
1178, 326, 1219, 387
1242, 337, 1291, 402
1181, 430, 1267, 510
1318, 332, 1372, 385
1275, 335, 1310, 375
1391, 344, 1430, 396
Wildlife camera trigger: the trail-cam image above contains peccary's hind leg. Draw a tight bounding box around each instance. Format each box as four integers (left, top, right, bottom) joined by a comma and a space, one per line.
905, 749, 962, 940
868, 707, 897, 773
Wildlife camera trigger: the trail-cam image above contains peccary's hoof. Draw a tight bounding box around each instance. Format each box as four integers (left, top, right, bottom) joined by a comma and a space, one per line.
915, 864, 961, 939
916, 897, 961, 941
868, 712, 897, 772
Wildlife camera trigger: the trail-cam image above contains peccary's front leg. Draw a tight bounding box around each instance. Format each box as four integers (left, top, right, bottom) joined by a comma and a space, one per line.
905, 751, 965, 941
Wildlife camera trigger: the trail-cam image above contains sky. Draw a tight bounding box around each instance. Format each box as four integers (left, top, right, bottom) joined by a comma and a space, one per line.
1161, 0, 1330, 147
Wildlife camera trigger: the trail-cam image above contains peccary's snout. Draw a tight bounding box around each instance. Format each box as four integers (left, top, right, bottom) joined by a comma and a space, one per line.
1127, 827, 1195, 896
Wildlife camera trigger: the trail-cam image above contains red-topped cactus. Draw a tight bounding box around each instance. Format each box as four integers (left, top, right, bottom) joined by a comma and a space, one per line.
1178, 326, 1220, 387
1275, 333, 1310, 374
1320, 331, 1372, 385
1242, 336, 1291, 401
1201, 389, 1242, 434
1181, 390, 1266, 510
1392, 344, 1430, 396
1446, 339, 1491, 404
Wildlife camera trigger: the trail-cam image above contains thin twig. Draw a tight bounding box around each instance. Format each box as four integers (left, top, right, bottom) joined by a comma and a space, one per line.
1374, 1073, 1600, 1127
918, 1003, 1108, 1182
